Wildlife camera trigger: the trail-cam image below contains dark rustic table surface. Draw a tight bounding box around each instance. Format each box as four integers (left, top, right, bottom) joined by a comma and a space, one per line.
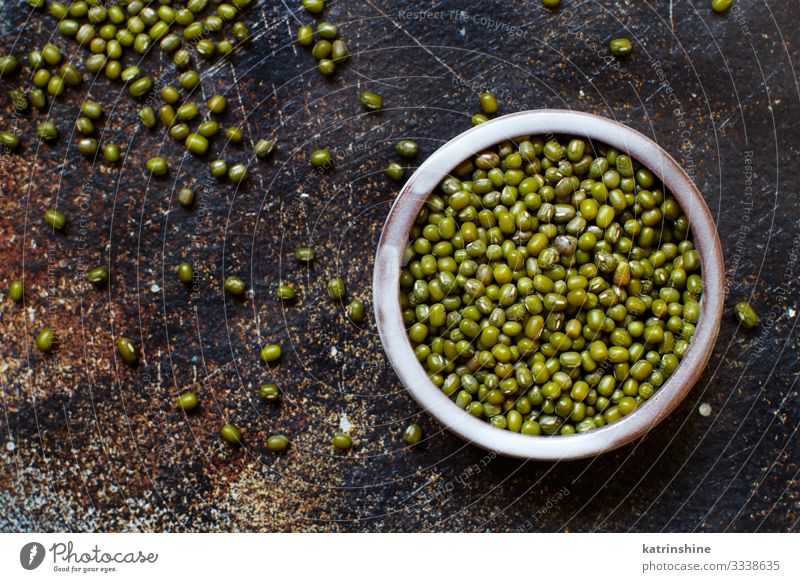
1, 1, 798, 533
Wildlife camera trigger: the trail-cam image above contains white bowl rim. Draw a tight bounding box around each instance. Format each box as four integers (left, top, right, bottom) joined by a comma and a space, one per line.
373, 109, 724, 461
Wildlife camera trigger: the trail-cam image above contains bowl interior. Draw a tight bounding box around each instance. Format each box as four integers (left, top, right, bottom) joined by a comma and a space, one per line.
373, 110, 724, 460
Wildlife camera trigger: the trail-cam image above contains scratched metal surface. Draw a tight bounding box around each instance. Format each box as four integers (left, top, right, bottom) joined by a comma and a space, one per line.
1, 1, 798, 532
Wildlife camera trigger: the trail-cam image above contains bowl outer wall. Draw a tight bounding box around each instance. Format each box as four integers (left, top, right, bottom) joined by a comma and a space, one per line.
373, 110, 724, 460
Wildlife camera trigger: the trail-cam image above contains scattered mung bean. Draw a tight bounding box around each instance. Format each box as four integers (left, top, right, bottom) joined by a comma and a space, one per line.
116, 336, 138, 365
359, 91, 383, 111
260, 344, 282, 363
224, 275, 246, 295
609, 38, 633, 57
87, 266, 109, 285
9, 280, 23, 302
332, 432, 352, 450
44, 209, 66, 230
402, 423, 423, 445
295, 247, 315, 263
254, 139, 276, 158
36, 328, 55, 351
266, 435, 289, 452
395, 140, 418, 158
327, 277, 346, 300
178, 391, 199, 411
177, 262, 194, 284
733, 301, 758, 329
259, 383, 280, 402
220, 423, 242, 445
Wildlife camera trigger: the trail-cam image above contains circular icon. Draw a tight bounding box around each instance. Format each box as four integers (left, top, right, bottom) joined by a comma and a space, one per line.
20, 542, 46, 570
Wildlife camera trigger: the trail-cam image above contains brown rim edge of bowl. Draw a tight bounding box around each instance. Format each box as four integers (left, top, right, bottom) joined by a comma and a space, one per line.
373, 110, 724, 461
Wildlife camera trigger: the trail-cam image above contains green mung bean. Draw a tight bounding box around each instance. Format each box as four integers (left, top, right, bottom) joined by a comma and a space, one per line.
138, 107, 156, 128
9, 88, 27, 111
259, 383, 281, 402
159, 105, 176, 127
177, 262, 194, 284
386, 162, 404, 181
327, 277, 346, 300
33, 69, 50, 88
711, 0, 732, 13
225, 126, 243, 143
317, 59, 335, 75
733, 301, 758, 329
9, 280, 24, 302
76, 117, 94, 135
254, 139, 276, 158
346, 300, 365, 323
232, 22, 249, 42
145, 156, 168, 175
317, 22, 338, 39
260, 344, 282, 363
162, 85, 181, 104
81, 100, 103, 120
87, 266, 109, 285
297, 25, 314, 46
177, 187, 195, 206
176, 102, 199, 122
60, 64, 82, 86
178, 391, 199, 411
42, 43, 62, 65
0, 55, 19, 76
198, 120, 220, 137
116, 336, 138, 365
173, 49, 191, 68
359, 91, 383, 111
303, 0, 325, 15
395, 140, 418, 158
609, 38, 633, 57
44, 209, 66, 229
208, 94, 227, 114
185, 133, 208, 155
331, 40, 347, 63
103, 143, 120, 164
402, 423, 423, 445
47, 76, 65, 96
77, 138, 98, 157
0, 131, 20, 149
228, 163, 248, 184
170, 123, 190, 140
310, 149, 331, 168
129, 76, 153, 97
224, 275, 246, 295
178, 70, 200, 90
220, 423, 242, 445
479, 92, 498, 114
332, 432, 352, 450
36, 328, 55, 351
267, 435, 289, 452
210, 159, 228, 178
277, 284, 296, 300
30, 89, 46, 110
295, 247, 315, 263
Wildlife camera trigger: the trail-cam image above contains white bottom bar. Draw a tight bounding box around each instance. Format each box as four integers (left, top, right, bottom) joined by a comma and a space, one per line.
1, 533, 797, 581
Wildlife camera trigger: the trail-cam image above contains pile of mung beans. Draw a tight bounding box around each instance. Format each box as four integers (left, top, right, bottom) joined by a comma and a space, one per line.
4, 0, 743, 451
401, 136, 704, 435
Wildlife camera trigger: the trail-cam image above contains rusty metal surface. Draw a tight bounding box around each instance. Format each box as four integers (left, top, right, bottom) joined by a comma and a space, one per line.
1, 1, 798, 532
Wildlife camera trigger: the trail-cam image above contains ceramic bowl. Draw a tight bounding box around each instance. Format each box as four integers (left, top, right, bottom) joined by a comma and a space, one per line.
373, 110, 724, 460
